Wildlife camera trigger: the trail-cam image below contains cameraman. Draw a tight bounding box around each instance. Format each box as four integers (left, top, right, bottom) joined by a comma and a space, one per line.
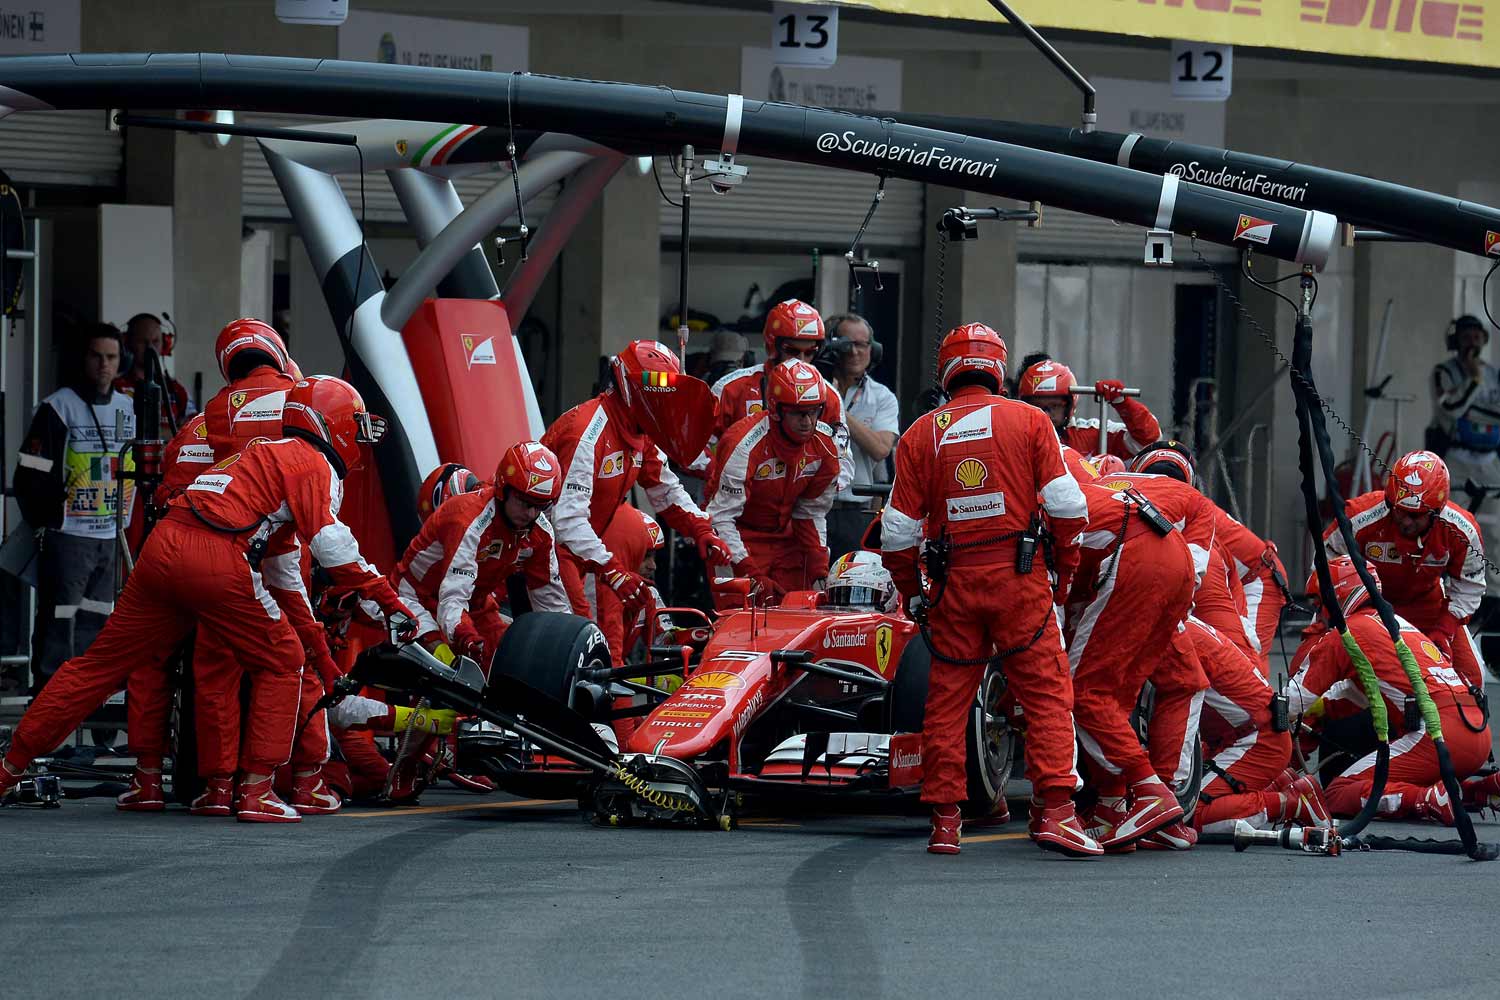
1431, 314, 1500, 591
821, 313, 899, 561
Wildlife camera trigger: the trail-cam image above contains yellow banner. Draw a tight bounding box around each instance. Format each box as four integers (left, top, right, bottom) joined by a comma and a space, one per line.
840, 0, 1497, 69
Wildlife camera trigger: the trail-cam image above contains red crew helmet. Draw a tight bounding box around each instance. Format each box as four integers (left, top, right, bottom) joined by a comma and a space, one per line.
497, 440, 562, 507
608, 340, 715, 467
417, 463, 481, 522
637, 508, 664, 550
767, 358, 831, 415
215, 318, 291, 381
1384, 450, 1450, 514
936, 323, 1008, 394
1305, 555, 1381, 619
280, 375, 386, 479
1017, 360, 1077, 399
1130, 440, 1197, 483
762, 299, 825, 357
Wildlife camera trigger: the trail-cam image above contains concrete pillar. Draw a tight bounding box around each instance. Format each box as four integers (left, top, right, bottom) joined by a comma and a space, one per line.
168, 133, 244, 402
916, 186, 1017, 401
555, 169, 661, 412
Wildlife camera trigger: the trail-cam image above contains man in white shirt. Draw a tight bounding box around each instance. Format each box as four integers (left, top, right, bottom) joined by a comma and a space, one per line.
822, 313, 900, 561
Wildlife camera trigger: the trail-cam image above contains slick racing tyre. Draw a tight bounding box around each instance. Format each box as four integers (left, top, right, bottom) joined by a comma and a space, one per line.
1132, 682, 1202, 822
491, 612, 610, 715
884, 642, 1015, 818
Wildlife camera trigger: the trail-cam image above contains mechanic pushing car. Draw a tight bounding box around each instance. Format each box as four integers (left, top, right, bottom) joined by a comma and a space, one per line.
0, 376, 419, 823
592, 504, 669, 667
543, 340, 731, 619
881, 322, 1099, 858
1323, 450, 1489, 689
1015, 357, 1163, 460
705, 298, 853, 490
706, 358, 841, 601
1289, 557, 1495, 823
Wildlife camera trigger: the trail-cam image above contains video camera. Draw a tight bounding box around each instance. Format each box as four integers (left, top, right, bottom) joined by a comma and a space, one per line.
814, 333, 884, 381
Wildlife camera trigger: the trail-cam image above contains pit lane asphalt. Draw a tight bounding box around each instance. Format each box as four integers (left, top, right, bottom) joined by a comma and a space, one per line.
2, 791, 1497, 1000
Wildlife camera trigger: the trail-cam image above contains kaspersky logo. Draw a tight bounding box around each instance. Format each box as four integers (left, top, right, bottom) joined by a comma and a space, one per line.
1234, 214, 1275, 245
461, 334, 496, 369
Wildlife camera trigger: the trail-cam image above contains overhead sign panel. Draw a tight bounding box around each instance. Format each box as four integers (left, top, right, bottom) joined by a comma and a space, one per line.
838, 0, 1497, 70
338, 10, 529, 73
741, 47, 903, 111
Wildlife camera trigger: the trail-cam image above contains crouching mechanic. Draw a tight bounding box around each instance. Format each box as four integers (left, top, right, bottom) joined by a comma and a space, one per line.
1325, 450, 1489, 689
707, 358, 841, 602
883, 322, 1099, 858
1289, 556, 1493, 823
381, 441, 569, 665
593, 505, 669, 666
0, 376, 418, 822
543, 340, 729, 620
1015, 358, 1162, 460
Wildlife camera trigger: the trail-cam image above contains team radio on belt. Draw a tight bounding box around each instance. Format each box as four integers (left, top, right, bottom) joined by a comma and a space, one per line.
3, 304, 1495, 856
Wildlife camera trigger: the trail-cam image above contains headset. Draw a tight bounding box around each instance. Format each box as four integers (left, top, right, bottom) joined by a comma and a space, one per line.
1447, 314, 1489, 352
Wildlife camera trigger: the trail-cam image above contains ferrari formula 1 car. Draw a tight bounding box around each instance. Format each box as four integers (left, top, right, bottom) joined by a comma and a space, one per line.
347, 585, 1016, 827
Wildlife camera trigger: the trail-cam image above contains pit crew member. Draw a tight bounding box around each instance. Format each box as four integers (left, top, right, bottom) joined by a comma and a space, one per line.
706, 358, 841, 600
0, 377, 417, 822
882, 322, 1099, 858
1288, 557, 1492, 823
1015, 358, 1162, 460
1323, 450, 1488, 689
542, 340, 729, 619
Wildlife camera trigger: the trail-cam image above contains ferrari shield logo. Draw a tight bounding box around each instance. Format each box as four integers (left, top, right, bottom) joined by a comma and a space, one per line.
229, 390, 247, 410
875, 624, 893, 674
395, 139, 408, 157
935, 411, 952, 430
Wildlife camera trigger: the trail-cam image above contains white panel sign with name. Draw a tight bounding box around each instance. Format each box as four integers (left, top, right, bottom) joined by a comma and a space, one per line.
276, 0, 347, 27
0, 1, 78, 54
1170, 40, 1232, 102
1094, 76, 1224, 148
741, 48, 901, 113
338, 10, 528, 73
771, 2, 838, 68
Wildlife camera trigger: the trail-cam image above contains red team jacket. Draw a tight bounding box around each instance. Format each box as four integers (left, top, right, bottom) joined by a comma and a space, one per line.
704, 412, 841, 574
882, 384, 1088, 599
1063, 396, 1161, 459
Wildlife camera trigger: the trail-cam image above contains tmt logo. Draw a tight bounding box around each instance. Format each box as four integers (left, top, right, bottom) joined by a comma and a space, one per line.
1299, 0, 1484, 41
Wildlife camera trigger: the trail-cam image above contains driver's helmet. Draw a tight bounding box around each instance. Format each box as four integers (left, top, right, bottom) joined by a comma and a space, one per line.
825, 550, 897, 612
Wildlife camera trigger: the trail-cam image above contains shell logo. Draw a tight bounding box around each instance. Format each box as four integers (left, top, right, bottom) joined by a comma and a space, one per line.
1422, 640, 1444, 663
955, 458, 988, 490
682, 670, 744, 691
1105, 480, 1132, 491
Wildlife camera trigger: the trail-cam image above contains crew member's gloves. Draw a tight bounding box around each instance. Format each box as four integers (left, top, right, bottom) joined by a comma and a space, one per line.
601, 565, 650, 609
1432, 612, 1462, 658
1052, 570, 1075, 606
696, 531, 732, 566
1095, 379, 1127, 405
750, 575, 787, 605
452, 621, 486, 664
388, 609, 420, 644
312, 650, 344, 689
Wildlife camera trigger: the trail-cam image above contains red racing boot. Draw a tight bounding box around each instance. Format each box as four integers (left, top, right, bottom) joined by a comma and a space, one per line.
237, 777, 302, 823
1029, 799, 1104, 858
1083, 796, 1137, 854
1139, 821, 1199, 851
927, 805, 962, 855
289, 769, 343, 815
189, 777, 235, 817
1412, 785, 1456, 826
0, 758, 22, 799
116, 767, 166, 812
1096, 778, 1183, 851
1279, 773, 1332, 828
1461, 772, 1500, 813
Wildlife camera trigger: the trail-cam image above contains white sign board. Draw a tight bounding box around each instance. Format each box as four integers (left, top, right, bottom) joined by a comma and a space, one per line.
1170, 40, 1233, 101
338, 10, 529, 73
276, 0, 347, 27
99, 204, 173, 332
0, 1, 78, 54
1094, 76, 1224, 148
771, 2, 838, 68
741, 48, 902, 113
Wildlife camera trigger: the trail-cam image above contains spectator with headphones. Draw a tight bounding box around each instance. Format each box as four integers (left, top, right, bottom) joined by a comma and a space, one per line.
1430, 314, 1500, 594
12, 322, 137, 693
822, 312, 899, 561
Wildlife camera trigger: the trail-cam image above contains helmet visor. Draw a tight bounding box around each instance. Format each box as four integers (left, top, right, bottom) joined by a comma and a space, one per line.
630, 371, 716, 467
